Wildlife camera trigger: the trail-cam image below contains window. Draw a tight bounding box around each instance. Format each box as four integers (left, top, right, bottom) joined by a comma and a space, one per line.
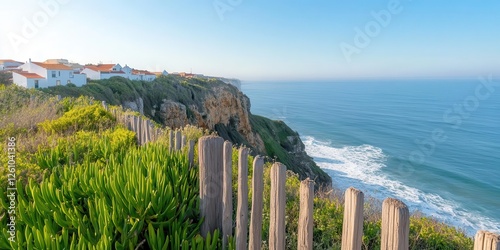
69, 71, 74, 78
67, 80, 71, 84
58, 71, 61, 77
56, 80, 61, 86
34, 80, 39, 89
52, 71, 56, 78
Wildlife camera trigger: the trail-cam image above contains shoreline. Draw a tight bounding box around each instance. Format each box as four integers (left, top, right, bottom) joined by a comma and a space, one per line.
302, 134, 499, 237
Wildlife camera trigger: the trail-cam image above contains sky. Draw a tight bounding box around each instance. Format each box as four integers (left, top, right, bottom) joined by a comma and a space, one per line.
1, 0, 499, 81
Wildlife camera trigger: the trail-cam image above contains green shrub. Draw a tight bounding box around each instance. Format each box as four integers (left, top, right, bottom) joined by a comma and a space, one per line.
35, 127, 135, 170
1, 142, 219, 249
39, 104, 115, 134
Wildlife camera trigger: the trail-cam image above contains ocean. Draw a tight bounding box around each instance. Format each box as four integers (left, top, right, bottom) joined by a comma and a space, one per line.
242, 79, 500, 235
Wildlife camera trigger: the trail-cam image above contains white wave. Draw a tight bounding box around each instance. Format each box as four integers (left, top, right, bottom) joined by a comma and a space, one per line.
303, 136, 500, 235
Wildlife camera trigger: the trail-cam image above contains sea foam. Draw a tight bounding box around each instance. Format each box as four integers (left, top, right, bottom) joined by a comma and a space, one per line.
303, 136, 500, 235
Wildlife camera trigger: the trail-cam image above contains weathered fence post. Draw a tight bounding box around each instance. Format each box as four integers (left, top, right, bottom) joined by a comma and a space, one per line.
198, 136, 224, 237
188, 140, 195, 167
341, 187, 364, 250
298, 178, 314, 250
222, 141, 233, 249
249, 156, 265, 250
169, 130, 174, 151
133, 116, 137, 133
474, 231, 500, 250
155, 128, 161, 142
175, 130, 182, 151
137, 116, 141, 145
236, 147, 249, 250
126, 115, 132, 131
269, 162, 286, 250
101, 101, 108, 111
181, 135, 187, 148
144, 119, 150, 143
381, 198, 409, 250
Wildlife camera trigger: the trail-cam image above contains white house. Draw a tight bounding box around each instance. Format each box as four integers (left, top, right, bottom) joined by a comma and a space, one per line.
81, 63, 158, 81
0, 59, 23, 71
81, 64, 128, 80
153, 70, 169, 77
13, 59, 86, 88
131, 69, 156, 81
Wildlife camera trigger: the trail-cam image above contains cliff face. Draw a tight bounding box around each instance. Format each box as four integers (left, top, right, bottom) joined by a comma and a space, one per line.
43, 76, 331, 186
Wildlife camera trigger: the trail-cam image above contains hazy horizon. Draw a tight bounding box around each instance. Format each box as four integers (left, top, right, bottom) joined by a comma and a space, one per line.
1, 1, 499, 81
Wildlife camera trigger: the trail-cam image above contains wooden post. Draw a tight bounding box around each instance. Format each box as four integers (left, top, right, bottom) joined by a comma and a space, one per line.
222, 141, 233, 248
298, 178, 314, 250
236, 147, 249, 250
126, 115, 132, 131
249, 156, 265, 250
198, 136, 224, 237
474, 231, 500, 250
188, 140, 195, 167
132, 115, 136, 132
182, 135, 187, 148
101, 101, 108, 111
381, 198, 409, 250
341, 187, 364, 250
155, 128, 161, 142
138, 116, 143, 145
169, 130, 174, 151
144, 119, 150, 144
175, 130, 182, 151
147, 120, 153, 142
132, 116, 139, 144
269, 162, 286, 250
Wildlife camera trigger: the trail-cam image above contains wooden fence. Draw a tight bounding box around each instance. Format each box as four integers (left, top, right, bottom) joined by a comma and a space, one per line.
103, 101, 498, 250
103, 101, 196, 166
197, 135, 499, 250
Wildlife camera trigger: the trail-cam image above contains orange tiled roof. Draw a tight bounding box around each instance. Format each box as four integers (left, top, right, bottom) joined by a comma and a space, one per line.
0, 59, 22, 64
132, 69, 155, 75
84, 64, 117, 72
14, 71, 44, 79
32, 62, 72, 70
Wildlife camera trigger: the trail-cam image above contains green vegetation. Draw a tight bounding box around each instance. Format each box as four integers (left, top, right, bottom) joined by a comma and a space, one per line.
0, 71, 11, 86
40, 75, 332, 187
0, 87, 219, 249
228, 153, 472, 250
250, 115, 331, 186
40, 76, 214, 124
0, 85, 473, 249
39, 104, 115, 134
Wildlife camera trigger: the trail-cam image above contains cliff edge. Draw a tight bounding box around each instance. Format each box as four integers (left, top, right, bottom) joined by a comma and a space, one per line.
42, 75, 332, 186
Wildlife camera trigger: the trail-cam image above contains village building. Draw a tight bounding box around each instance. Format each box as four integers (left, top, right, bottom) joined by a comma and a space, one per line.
0, 59, 23, 71
12, 59, 87, 88
81, 63, 157, 81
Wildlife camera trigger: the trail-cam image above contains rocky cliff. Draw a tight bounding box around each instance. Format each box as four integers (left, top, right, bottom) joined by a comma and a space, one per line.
42, 76, 332, 186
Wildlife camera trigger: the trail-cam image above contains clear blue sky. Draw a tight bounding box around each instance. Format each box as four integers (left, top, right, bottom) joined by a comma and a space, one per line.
1, 0, 499, 81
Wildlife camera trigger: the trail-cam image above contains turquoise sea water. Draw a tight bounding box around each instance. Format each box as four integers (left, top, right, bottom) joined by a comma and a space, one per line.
242, 79, 500, 235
